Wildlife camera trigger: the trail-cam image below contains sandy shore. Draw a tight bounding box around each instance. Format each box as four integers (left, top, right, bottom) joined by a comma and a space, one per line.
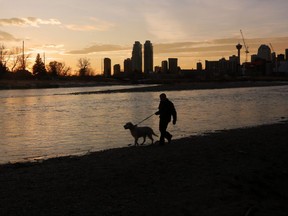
0, 121, 287, 216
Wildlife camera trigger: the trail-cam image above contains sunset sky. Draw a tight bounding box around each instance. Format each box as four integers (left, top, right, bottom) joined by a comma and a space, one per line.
1, 0, 288, 74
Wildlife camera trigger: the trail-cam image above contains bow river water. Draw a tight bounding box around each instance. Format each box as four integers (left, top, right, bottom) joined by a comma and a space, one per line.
0, 84, 287, 164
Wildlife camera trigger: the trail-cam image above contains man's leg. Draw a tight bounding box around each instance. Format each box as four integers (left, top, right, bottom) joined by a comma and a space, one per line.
159, 119, 168, 145
165, 131, 172, 144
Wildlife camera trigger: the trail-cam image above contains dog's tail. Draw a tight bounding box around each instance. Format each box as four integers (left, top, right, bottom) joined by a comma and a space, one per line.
152, 130, 158, 137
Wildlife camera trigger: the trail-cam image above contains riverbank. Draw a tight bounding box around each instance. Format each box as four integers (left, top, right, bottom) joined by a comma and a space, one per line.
70, 80, 288, 95
0, 121, 287, 216
0, 79, 125, 90
1, 79, 288, 91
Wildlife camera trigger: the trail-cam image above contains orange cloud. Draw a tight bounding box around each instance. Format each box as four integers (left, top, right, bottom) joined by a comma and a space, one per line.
0, 17, 61, 27
0, 30, 20, 41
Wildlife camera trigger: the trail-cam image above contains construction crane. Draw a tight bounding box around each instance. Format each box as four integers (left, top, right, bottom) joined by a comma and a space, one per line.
270, 43, 277, 72
269, 43, 275, 53
240, 29, 249, 63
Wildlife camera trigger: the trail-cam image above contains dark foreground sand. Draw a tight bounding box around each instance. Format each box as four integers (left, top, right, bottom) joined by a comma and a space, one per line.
0, 121, 287, 216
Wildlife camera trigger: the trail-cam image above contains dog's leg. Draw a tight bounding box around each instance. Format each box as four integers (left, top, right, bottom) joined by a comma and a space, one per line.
148, 134, 154, 144
135, 138, 139, 146
141, 136, 146, 145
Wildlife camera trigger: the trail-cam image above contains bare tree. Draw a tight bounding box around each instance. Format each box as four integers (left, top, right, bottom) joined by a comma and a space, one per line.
77, 58, 93, 76
10, 47, 22, 72
0, 45, 9, 75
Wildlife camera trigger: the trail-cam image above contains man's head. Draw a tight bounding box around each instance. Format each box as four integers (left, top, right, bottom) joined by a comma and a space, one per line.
160, 93, 167, 101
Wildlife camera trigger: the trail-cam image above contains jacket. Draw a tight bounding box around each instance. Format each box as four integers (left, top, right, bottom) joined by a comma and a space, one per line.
155, 99, 177, 123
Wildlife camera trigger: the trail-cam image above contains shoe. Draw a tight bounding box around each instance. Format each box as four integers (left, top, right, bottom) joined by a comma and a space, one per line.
167, 134, 173, 144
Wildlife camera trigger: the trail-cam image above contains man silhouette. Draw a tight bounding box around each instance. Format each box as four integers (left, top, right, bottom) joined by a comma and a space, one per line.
155, 93, 177, 145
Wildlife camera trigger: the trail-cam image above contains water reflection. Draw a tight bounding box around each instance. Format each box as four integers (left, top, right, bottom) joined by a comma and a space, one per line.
0, 85, 287, 164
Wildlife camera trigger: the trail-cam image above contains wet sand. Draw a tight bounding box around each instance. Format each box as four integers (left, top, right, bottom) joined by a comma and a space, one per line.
0, 121, 287, 216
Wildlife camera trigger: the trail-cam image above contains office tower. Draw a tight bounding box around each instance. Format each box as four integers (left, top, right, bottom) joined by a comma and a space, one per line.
161, 60, 168, 73
285, 49, 288, 61
257, 44, 272, 61
104, 58, 111, 77
144, 40, 153, 74
124, 58, 132, 75
168, 58, 178, 74
113, 64, 121, 76
131, 41, 142, 73
197, 62, 203, 71
251, 54, 258, 63
277, 54, 285, 61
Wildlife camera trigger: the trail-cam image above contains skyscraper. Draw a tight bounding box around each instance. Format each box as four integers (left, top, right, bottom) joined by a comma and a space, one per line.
124, 58, 132, 75
113, 64, 121, 77
131, 41, 142, 73
161, 60, 168, 74
144, 40, 153, 74
168, 58, 178, 74
257, 44, 272, 61
104, 58, 111, 77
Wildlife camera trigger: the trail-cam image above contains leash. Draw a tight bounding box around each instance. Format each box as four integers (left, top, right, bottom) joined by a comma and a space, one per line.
135, 113, 155, 126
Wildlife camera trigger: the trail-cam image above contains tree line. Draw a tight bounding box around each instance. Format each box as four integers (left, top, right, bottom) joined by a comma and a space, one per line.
0, 44, 95, 79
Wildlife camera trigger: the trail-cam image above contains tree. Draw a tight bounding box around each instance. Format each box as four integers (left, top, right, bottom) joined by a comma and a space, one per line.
0, 45, 9, 77
77, 58, 93, 76
10, 47, 22, 72
32, 53, 47, 78
48, 61, 71, 77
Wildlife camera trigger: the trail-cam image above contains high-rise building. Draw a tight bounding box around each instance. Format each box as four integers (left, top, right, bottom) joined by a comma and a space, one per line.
168, 58, 178, 74
144, 40, 153, 74
257, 44, 272, 61
131, 41, 142, 73
113, 64, 121, 76
103, 58, 111, 77
161, 60, 168, 73
285, 49, 288, 61
197, 62, 203, 71
124, 58, 132, 75
277, 54, 285, 61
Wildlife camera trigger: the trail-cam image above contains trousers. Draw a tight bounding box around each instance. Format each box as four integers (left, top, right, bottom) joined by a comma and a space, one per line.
159, 118, 172, 144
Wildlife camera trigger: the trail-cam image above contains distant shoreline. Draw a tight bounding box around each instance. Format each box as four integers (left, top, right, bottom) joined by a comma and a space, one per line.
1, 79, 288, 91
69, 80, 288, 95
0, 79, 126, 90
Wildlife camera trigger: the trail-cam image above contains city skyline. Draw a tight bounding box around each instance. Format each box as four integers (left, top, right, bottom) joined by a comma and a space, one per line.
1, 0, 288, 74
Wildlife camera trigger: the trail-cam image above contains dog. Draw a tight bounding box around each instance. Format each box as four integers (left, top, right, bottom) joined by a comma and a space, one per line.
124, 122, 158, 146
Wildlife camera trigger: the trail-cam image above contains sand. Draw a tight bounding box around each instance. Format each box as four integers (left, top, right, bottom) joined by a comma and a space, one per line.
0, 121, 287, 216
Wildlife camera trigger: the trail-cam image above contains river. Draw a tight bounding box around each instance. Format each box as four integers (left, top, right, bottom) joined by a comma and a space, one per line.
0, 84, 287, 164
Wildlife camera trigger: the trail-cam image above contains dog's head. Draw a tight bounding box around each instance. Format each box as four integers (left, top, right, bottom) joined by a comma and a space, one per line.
123, 122, 135, 130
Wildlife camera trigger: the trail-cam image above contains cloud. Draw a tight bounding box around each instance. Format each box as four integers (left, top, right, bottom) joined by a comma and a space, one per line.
66, 35, 288, 57
65, 25, 98, 31
0, 30, 21, 41
68, 44, 130, 54
154, 36, 288, 59
144, 11, 187, 41
65, 17, 115, 32
0, 17, 61, 27
154, 40, 234, 54
89, 17, 115, 31
43, 44, 65, 49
